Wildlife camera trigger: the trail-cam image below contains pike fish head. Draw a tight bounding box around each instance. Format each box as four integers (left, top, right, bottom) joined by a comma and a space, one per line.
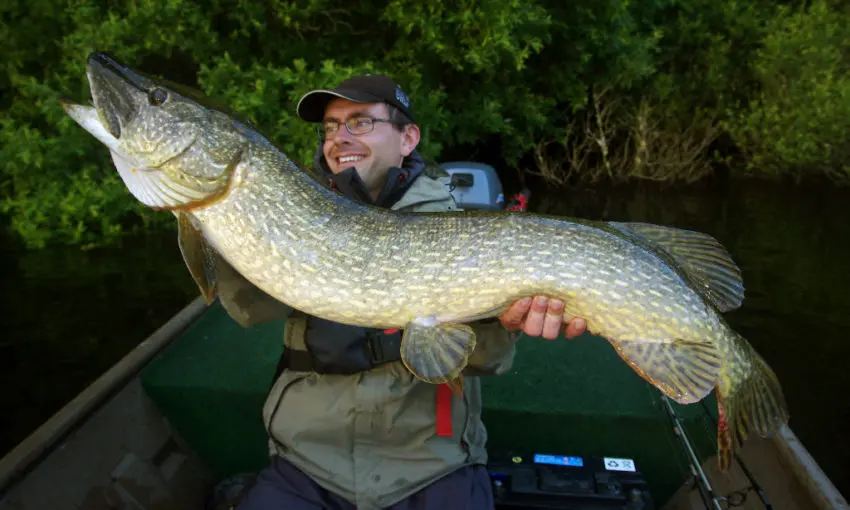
63, 52, 246, 210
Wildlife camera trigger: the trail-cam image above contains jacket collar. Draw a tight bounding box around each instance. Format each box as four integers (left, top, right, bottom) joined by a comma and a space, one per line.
313, 145, 425, 208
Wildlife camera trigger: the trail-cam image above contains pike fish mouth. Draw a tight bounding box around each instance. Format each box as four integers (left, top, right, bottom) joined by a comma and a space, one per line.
85, 52, 155, 139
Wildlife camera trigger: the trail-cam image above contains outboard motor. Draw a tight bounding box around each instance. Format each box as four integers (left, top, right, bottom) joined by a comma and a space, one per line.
441, 161, 505, 211
440, 161, 531, 213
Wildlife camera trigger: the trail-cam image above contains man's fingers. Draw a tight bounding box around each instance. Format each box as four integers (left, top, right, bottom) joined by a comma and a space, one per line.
499, 295, 585, 341
541, 299, 565, 340
522, 296, 549, 337
564, 317, 587, 339
499, 296, 532, 330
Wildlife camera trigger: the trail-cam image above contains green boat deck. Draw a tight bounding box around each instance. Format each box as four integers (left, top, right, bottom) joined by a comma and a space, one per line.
140, 301, 719, 505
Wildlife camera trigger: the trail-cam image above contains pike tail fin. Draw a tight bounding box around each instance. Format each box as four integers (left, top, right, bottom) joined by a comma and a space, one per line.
715, 337, 789, 471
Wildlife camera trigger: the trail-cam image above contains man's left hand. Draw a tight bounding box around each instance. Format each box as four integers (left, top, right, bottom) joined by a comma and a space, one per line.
499, 296, 587, 340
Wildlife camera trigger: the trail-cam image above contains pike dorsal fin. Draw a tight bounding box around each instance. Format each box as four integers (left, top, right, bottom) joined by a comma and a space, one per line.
608, 221, 745, 312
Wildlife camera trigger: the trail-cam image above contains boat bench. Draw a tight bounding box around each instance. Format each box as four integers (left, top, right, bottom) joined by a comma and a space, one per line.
140, 300, 717, 504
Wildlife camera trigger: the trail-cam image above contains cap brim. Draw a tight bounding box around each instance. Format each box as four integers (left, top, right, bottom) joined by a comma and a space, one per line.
296, 88, 385, 122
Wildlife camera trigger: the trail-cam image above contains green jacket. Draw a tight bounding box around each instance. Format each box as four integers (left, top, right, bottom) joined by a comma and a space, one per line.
218, 171, 519, 509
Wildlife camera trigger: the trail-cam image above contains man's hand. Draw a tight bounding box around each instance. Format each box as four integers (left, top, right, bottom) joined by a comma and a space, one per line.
499, 296, 587, 340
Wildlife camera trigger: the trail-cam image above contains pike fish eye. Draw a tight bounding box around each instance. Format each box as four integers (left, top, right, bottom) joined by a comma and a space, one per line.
148, 87, 168, 106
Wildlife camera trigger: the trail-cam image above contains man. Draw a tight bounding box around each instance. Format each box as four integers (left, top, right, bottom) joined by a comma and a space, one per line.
235, 75, 587, 510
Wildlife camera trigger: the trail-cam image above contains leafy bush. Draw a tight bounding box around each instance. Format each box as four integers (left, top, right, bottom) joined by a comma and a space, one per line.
0, 0, 660, 248
724, 0, 850, 181
1, 0, 848, 249
0, 0, 222, 248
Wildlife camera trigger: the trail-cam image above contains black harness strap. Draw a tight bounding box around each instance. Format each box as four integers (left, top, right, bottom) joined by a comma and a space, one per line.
276, 331, 403, 377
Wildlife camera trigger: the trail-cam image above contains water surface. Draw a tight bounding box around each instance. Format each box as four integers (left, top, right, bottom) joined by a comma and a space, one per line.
0, 229, 196, 458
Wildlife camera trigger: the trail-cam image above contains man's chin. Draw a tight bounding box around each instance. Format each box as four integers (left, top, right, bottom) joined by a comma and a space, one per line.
336, 160, 369, 173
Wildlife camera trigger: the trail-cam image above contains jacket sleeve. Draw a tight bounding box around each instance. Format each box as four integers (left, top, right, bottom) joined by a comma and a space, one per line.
462, 320, 521, 376
214, 252, 293, 328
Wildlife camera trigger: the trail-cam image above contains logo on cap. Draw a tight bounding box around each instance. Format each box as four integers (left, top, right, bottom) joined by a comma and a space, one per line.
395, 87, 410, 108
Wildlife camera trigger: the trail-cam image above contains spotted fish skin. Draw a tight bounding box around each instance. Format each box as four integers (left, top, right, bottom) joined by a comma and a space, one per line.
194, 160, 712, 338
63, 51, 789, 471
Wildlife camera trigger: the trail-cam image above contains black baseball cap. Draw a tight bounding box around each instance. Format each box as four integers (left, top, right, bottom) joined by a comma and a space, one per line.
296, 74, 415, 124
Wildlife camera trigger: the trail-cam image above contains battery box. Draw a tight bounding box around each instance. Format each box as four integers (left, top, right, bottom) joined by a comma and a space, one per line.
487, 451, 655, 509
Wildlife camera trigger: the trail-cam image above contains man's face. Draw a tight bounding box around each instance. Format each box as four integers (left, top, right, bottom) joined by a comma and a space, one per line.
322, 98, 419, 198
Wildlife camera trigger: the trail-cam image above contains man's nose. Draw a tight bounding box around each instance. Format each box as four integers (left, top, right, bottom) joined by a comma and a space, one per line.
331, 126, 356, 144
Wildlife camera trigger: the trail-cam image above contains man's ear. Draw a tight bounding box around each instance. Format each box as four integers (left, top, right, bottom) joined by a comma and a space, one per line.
400, 124, 421, 157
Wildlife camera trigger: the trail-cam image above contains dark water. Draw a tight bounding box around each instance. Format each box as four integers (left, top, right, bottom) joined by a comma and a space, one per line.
1, 179, 849, 498
0, 229, 197, 458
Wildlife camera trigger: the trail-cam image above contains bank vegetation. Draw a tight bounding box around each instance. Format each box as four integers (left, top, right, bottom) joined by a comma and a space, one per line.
1, 0, 848, 248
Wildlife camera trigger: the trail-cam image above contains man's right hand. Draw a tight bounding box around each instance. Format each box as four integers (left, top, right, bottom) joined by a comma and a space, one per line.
499, 296, 587, 340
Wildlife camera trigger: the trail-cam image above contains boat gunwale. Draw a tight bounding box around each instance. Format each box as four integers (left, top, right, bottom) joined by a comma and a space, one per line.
772, 425, 850, 509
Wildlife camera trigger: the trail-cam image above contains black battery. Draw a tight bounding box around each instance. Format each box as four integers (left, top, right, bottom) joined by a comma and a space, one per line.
487, 451, 655, 509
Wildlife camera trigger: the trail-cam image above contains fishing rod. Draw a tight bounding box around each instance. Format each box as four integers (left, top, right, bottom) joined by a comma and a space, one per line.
661, 396, 724, 510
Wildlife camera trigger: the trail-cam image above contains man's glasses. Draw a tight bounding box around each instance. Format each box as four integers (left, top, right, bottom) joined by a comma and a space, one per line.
318, 116, 400, 140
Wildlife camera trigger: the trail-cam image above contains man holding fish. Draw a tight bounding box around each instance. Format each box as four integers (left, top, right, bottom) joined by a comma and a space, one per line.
232, 75, 587, 509
64, 53, 788, 509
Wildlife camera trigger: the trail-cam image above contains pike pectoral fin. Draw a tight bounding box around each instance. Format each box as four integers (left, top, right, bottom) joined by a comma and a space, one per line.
177, 211, 217, 304
215, 253, 292, 328
608, 339, 721, 405
607, 222, 745, 312
400, 320, 477, 391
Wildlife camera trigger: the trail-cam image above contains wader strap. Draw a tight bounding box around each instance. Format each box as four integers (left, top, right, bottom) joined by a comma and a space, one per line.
271, 315, 308, 384
278, 324, 404, 374
366, 330, 403, 366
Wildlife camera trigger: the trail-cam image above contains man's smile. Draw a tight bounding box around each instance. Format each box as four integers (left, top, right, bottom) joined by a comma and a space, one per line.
338, 154, 367, 165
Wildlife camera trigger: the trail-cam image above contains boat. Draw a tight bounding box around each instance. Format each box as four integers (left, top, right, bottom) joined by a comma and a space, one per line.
0, 163, 846, 510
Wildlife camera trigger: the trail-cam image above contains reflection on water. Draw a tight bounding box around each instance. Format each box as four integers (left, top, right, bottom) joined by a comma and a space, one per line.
534, 179, 850, 498
1, 178, 848, 498
0, 228, 196, 458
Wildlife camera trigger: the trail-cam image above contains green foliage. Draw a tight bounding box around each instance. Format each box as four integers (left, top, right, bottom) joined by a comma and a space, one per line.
1, 0, 849, 249
0, 0, 221, 249
648, 0, 776, 112
724, 0, 850, 181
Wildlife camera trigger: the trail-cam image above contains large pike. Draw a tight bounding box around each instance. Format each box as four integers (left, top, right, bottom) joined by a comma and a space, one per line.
63, 52, 788, 470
